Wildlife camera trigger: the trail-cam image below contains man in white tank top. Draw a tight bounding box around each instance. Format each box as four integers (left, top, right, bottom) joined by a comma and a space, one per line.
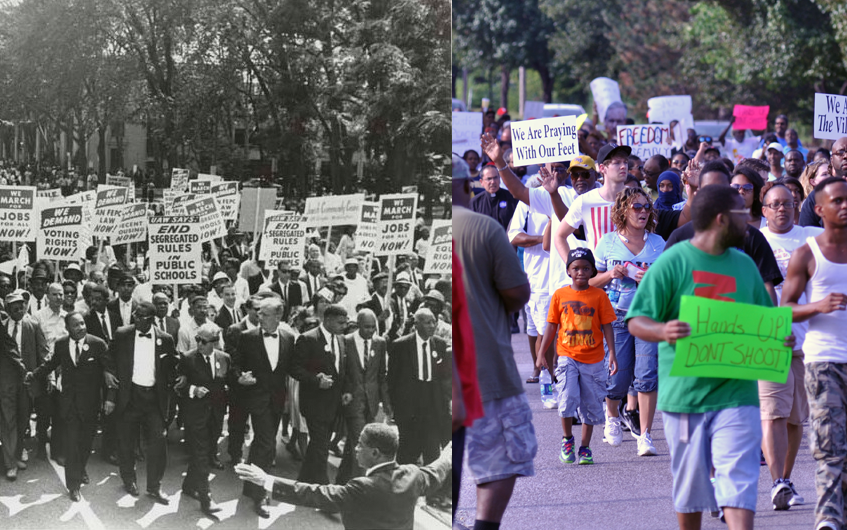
781, 176, 847, 530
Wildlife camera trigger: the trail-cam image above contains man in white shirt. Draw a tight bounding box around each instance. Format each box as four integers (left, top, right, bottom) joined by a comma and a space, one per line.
107, 274, 137, 327
178, 296, 222, 354
207, 272, 230, 312
340, 259, 369, 317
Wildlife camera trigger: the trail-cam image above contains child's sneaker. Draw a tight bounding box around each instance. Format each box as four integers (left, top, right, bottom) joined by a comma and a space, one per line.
578, 446, 593, 465
559, 436, 575, 464
637, 431, 657, 456
603, 415, 622, 447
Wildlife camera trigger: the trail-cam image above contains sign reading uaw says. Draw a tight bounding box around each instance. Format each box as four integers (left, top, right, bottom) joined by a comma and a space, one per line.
0, 186, 37, 241
510, 115, 579, 166
302, 194, 364, 228
37, 203, 85, 261
148, 216, 202, 285
376, 193, 417, 256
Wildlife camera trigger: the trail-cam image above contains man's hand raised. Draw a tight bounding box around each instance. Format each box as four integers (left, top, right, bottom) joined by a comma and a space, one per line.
480, 132, 504, 166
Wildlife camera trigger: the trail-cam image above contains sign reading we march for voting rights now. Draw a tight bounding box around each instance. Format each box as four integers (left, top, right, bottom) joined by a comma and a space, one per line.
510, 115, 579, 166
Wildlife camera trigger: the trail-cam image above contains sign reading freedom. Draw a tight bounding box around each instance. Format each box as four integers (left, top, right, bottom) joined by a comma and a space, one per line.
669, 296, 792, 383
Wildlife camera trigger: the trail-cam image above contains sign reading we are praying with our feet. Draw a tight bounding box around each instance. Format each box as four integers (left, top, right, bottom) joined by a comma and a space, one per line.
510, 115, 579, 166
669, 296, 792, 384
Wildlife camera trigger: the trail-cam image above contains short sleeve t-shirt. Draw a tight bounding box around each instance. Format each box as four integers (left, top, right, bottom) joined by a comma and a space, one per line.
507, 201, 550, 294
563, 188, 616, 250
527, 186, 586, 295
594, 232, 666, 313
724, 137, 760, 164
547, 285, 616, 364
625, 241, 772, 414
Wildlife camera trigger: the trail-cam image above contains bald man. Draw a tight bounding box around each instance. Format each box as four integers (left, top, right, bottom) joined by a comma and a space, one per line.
337, 309, 390, 483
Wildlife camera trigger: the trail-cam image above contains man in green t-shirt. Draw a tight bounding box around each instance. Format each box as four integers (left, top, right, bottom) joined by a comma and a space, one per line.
626, 185, 795, 530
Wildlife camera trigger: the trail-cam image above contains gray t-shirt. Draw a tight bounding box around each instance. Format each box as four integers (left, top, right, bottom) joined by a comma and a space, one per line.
453, 205, 528, 402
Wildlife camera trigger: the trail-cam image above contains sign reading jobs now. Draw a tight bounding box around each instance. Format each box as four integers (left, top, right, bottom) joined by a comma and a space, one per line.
670, 296, 792, 383
511, 115, 579, 166
376, 193, 417, 256
0, 186, 36, 241
148, 216, 202, 285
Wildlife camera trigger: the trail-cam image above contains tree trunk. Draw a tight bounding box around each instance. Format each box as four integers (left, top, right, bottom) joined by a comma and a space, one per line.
500, 64, 510, 112
97, 125, 107, 178
537, 65, 554, 104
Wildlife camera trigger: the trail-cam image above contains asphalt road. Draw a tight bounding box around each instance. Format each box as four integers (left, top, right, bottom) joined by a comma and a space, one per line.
0, 420, 451, 529
455, 332, 818, 530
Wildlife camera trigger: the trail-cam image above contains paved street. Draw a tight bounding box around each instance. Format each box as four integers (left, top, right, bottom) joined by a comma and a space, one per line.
0, 424, 450, 529
455, 332, 818, 530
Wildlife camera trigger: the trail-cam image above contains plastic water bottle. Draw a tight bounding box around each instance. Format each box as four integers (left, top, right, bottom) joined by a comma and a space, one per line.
539, 369, 556, 409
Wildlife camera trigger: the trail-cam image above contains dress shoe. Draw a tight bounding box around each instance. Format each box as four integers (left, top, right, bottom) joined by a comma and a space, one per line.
147, 489, 170, 505
54, 456, 66, 467
6, 467, 17, 481
81, 472, 90, 485
285, 441, 303, 461
124, 482, 139, 496
69, 489, 81, 502
210, 458, 224, 470
254, 500, 270, 518
16, 460, 26, 470
182, 488, 200, 500
201, 497, 222, 515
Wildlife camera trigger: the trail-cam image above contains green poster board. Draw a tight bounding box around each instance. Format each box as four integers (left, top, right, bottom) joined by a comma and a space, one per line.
669, 295, 792, 383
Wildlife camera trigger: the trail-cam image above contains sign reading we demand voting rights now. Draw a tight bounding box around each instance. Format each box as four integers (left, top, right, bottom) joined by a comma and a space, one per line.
510, 115, 579, 166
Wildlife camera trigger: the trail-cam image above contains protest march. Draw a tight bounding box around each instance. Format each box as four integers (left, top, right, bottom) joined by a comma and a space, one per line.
452, 3, 847, 528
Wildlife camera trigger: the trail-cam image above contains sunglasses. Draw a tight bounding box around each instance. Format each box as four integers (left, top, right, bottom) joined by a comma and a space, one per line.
731, 183, 754, 192
698, 136, 713, 143
631, 202, 652, 212
197, 336, 220, 345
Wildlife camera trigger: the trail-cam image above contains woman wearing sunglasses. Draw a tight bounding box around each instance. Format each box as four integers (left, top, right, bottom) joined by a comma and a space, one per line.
730, 166, 766, 229
590, 187, 665, 457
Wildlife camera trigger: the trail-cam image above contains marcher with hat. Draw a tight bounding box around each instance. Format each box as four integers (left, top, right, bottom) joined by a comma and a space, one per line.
389, 271, 414, 342
766, 141, 785, 181
26, 268, 48, 316
207, 271, 232, 312
340, 258, 369, 317
358, 271, 393, 337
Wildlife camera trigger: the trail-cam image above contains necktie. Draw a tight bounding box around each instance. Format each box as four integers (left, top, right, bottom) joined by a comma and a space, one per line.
231, 307, 237, 323
138, 332, 151, 338
421, 341, 429, 381
37, 298, 41, 311
101, 313, 110, 340
158, 317, 165, 330
203, 354, 213, 379
330, 335, 338, 373
74, 341, 81, 366
11, 321, 18, 344
264, 332, 277, 338
363, 339, 369, 367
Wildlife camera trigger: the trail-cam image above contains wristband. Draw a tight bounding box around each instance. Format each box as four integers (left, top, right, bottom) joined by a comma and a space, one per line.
496, 165, 508, 172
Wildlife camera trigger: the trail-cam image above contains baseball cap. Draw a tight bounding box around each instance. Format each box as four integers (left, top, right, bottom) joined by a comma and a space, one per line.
212, 271, 229, 283
566, 248, 598, 278
596, 143, 632, 164
4, 292, 24, 306
394, 272, 413, 285
344, 258, 359, 267
496, 107, 508, 117
767, 142, 783, 153
569, 155, 596, 172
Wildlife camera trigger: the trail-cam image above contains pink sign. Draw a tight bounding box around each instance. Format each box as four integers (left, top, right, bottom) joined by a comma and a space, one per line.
732, 105, 769, 130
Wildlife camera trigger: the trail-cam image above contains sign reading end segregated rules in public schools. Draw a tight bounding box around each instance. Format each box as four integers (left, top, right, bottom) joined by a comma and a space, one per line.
148, 216, 203, 285
510, 115, 579, 166
669, 296, 792, 384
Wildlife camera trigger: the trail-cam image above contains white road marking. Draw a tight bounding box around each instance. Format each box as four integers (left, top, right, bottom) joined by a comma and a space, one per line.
0, 493, 62, 516
258, 501, 296, 529
48, 454, 106, 529
117, 494, 138, 508
136, 491, 182, 528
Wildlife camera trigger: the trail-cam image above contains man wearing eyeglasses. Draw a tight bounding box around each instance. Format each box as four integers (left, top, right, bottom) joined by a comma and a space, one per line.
642, 155, 670, 201
800, 137, 847, 228
470, 165, 518, 232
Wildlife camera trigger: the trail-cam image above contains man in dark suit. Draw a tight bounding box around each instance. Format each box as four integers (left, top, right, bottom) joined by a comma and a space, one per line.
291, 303, 350, 485
269, 260, 303, 321
388, 308, 450, 467
104, 302, 179, 504
236, 423, 451, 530
26, 312, 109, 500
232, 295, 295, 517
106, 274, 136, 326
214, 284, 241, 330
177, 323, 228, 515
336, 308, 391, 483
0, 302, 26, 481
223, 295, 261, 466
301, 259, 326, 301
359, 272, 391, 337
152, 292, 180, 338
387, 272, 414, 342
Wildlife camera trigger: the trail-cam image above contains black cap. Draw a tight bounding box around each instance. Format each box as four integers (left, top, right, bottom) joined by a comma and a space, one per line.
566, 248, 598, 278
596, 142, 632, 164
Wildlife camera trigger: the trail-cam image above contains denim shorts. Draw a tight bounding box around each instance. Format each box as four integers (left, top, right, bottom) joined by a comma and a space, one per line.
663, 406, 762, 513
554, 356, 606, 425
465, 393, 537, 484
605, 312, 658, 400
525, 292, 550, 337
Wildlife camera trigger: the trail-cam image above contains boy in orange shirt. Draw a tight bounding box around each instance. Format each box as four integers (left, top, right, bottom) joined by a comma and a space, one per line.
538, 248, 617, 464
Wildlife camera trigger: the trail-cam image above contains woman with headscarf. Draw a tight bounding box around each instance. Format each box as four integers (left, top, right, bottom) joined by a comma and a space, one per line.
653, 171, 683, 211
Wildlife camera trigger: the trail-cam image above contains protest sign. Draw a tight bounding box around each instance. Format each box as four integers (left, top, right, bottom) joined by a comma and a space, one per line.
148, 216, 202, 285
356, 201, 379, 253
0, 186, 37, 241
238, 187, 278, 233
510, 115, 579, 166
197, 173, 223, 182
163, 188, 180, 211
451, 112, 483, 150
259, 210, 306, 269
111, 203, 149, 245
375, 193, 417, 256
183, 195, 227, 242
423, 220, 451, 274
814, 93, 847, 140
590, 77, 622, 125
617, 124, 675, 159
211, 181, 240, 221
36, 203, 85, 261
171, 168, 189, 191
523, 101, 545, 120
669, 296, 792, 383
65, 190, 96, 246
92, 186, 129, 238
648, 95, 694, 132
188, 179, 212, 195
171, 193, 195, 214
302, 194, 365, 228
105, 174, 135, 201
37, 188, 62, 202
732, 105, 769, 130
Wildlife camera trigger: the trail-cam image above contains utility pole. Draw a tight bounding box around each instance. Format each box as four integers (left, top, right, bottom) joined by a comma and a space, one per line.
519, 67, 526, 119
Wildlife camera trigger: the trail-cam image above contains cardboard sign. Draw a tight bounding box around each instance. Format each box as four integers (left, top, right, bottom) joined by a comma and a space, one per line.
183, 195, 227, 242
148, 216, 202, 285
171, 168, 190, 192
648, 95, 694, 132
423, 220, 451, 274
617, 124, 675, 159
732, 105, 769, 130
238, 187, 278, 233
452, 111, 483, 151
669, 296, 792, 383
105, 174, 135, 201
211, 181, 240, 221
302, 194, 365, 228
111, 203, 149, 245
814, 93, 847, 140
37, 188, 62, 202
65, 190, 96, 247
92, 186, 129, 238
171, 193, 195, 214
375, 193, 417, 256
356, 201, 379, 253
197, 173, 223, 182
510, 115, 579, 166
0, 186, 37, 241
163, 188, 180, 211
259, 210, 306, 269
36, 203, 85, 261
523, 101, 545, 120
590, 77, 622, 125
188, 179, 212, 195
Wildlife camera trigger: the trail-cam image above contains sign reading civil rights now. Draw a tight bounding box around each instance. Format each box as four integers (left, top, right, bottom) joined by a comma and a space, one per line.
302, 193, 364, 228
0, 186, 37, 241
814, 93, 847, 140
423, 220, 451, 274
510, 115, 579, 166
148, 216, 202, 285
616, 124, 674, 159
669, 296, 792, 383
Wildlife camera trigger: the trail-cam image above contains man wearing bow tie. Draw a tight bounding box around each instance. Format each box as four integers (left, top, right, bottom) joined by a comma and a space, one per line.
232, 296, 296, 517
291, 303, 350, 485
104, 302, 179, 504
336, 308, 391, 483
26, 312, 109, 501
